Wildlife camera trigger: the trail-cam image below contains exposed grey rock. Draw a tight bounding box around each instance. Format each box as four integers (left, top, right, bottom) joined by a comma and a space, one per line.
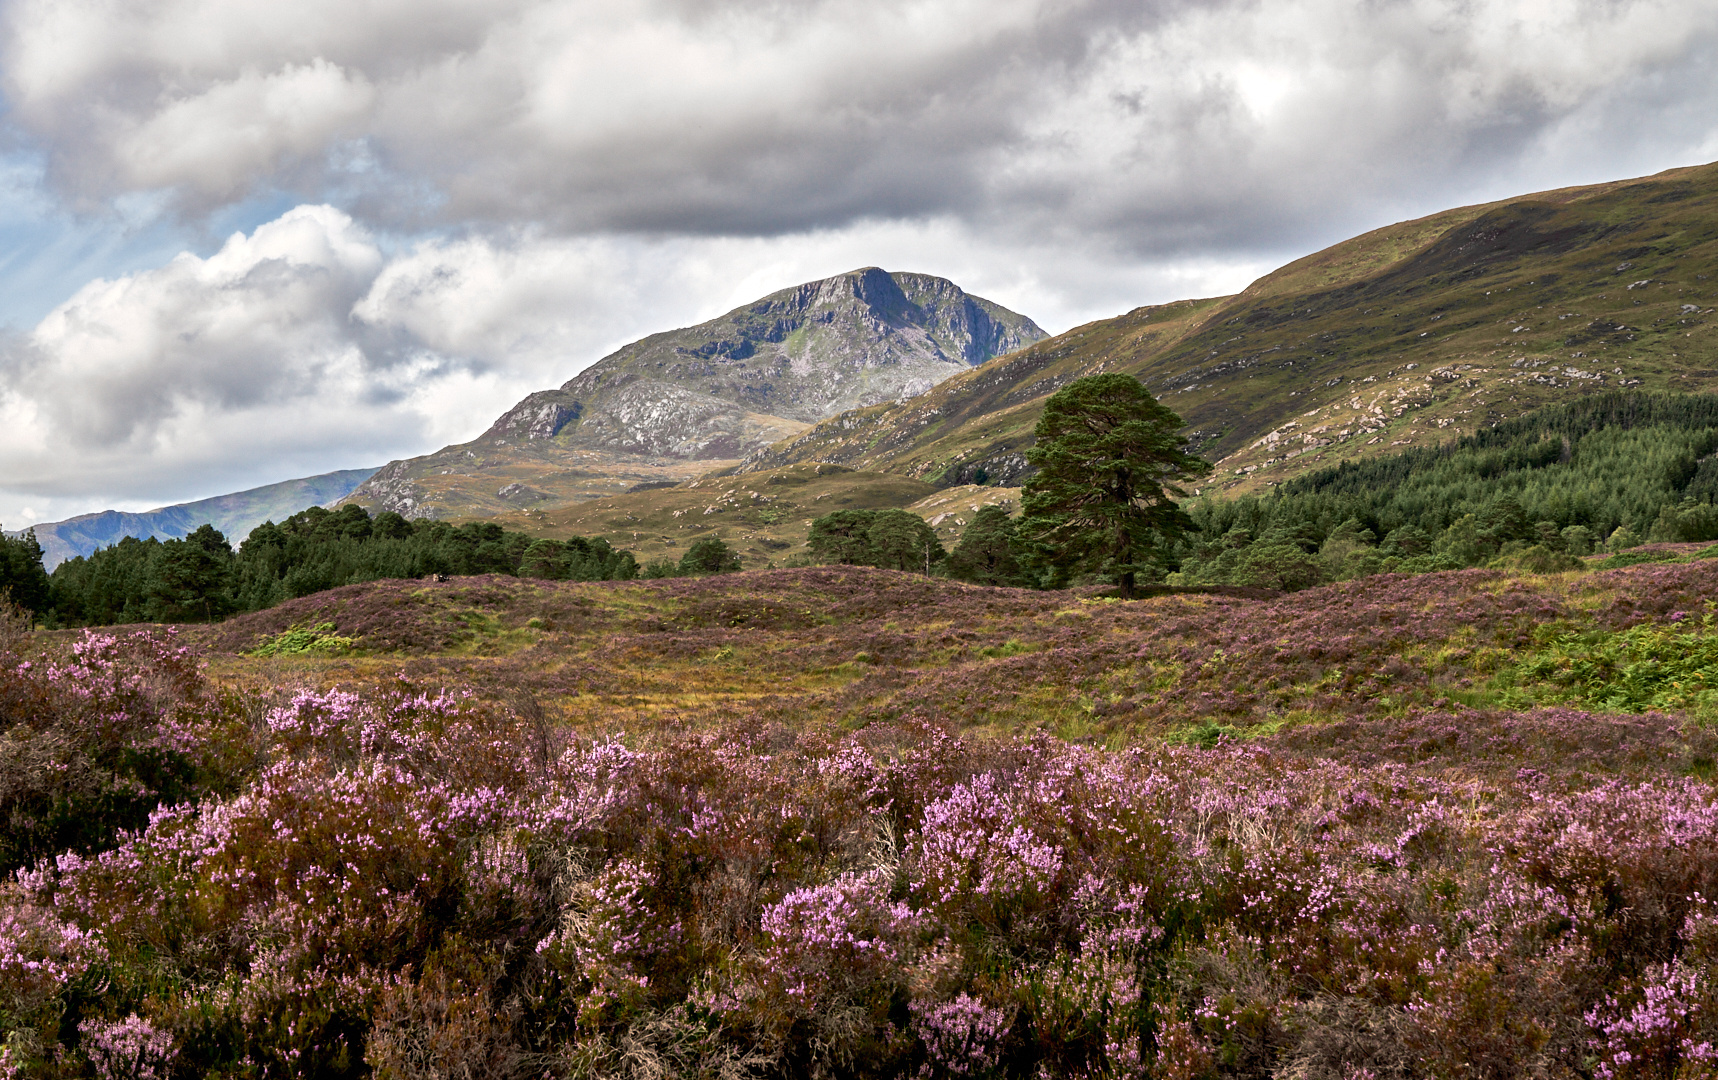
343, 267, 1044, 518
484, 393, 581, 440
477, 267, 1045, 457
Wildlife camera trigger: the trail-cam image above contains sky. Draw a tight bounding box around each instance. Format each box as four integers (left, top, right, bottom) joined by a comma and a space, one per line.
2, 0, 1717, 528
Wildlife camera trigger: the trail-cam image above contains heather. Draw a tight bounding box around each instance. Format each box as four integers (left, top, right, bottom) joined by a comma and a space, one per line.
5, 562, 1718, 1077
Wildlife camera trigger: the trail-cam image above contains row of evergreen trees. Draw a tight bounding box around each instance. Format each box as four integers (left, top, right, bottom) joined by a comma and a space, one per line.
805, 506, 1042, 587
1171, 392, 1718, 589
42, 504, 640, 627
15, 390, 1718, 620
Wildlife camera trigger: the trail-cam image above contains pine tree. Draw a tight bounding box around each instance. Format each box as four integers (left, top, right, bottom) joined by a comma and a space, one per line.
0, 527, 51, 618
946, 507, 1028, 586
807, 510, 878, 565
866, 510, 944, 574
1019, 374, 1211, 598
679, 536, 741, 575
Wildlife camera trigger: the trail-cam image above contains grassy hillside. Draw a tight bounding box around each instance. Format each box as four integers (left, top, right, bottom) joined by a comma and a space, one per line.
744, 160, 1718, 493
189, 559, 1718, 745
475, 463, 1017, 567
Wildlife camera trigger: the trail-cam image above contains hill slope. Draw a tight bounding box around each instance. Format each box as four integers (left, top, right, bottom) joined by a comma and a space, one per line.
20, 467, 378, 569
740, 161, 1718, 493
342, 268, 1045, 519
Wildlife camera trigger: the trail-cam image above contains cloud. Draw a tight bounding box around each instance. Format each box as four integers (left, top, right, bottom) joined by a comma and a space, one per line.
4, 0, 1717, 525
0, 199, 1270, 525
6, 0, 1715, 254
0, 206, 399, 512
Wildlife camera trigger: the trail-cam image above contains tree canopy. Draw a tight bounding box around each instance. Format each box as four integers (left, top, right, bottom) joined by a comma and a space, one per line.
1019, 373, 1211, 598
806, 508, 946, 574
945, 506, 1031, 587
1174, 391, 1718, 591
0, 528, 51, 617
48, 506, 641, 627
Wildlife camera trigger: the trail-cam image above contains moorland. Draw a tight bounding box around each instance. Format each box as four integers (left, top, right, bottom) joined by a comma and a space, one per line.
8, 162, 1718, 1080
6, 549, 1718, 1078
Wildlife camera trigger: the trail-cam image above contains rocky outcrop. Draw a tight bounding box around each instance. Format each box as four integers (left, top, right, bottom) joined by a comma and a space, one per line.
483, 392, 581, 441
352, 459, 434, 518
343, 268, 1044, 519
478, 267, 1045, 453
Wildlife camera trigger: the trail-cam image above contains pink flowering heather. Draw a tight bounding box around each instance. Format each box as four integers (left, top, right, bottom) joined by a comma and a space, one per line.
77, 1014, 175, 1080
4, 562, 1718, 1078
910, 993, 1013, 1078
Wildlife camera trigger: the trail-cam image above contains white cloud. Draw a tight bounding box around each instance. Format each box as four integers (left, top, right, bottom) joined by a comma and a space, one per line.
0, 199, 1271, 525
116, 59, 376, 199
3, 0, 1717, 526
5, 0, 1714, 250
0, 206, 392, 512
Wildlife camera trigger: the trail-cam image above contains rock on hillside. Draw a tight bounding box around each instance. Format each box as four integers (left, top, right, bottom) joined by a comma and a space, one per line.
741, 160, 1718, 493
343, 268, 1044, 519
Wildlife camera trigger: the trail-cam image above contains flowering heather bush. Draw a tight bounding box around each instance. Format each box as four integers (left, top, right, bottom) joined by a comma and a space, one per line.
77, 1014, 175, 1080
7, 563, 1718, 1076
0, 619, 256, 877
4, 654, 1717, 1078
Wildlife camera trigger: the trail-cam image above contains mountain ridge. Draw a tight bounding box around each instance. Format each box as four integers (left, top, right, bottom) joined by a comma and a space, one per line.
735, 161, 1718, 493
340, 268, 1046, 519
19, 467, 380, 569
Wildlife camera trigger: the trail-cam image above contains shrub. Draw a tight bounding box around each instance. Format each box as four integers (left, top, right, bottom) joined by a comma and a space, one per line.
249, 621, 358, 656
679, 536, 741, 575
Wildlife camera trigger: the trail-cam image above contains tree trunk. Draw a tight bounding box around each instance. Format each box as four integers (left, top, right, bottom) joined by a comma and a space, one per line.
1119, 569, 1135, 600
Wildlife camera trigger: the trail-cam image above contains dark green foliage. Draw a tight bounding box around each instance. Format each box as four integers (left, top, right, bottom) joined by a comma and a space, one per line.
1179, 392, 1718, 589
679, 536, 741, 575
49, 505, 637, 626
144, 523, 235, 623
1019, 374, 1211, 597
865, 509, 945, 574
945, 507, 1031, 586
517, 537, 638, 581
1274, 391, 1718, 537
807, 509, 880, 565
806, 508, 947, 576
0, 527, 50, 617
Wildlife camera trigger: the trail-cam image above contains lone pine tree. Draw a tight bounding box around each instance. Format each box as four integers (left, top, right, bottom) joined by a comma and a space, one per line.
1019, 373, 1210, 598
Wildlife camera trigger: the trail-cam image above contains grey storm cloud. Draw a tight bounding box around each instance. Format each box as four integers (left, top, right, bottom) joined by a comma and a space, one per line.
4, 0, 1718, 525
8, 0, 1717, 255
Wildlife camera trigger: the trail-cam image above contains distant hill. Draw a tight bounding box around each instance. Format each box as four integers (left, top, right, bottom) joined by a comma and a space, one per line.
737, 160, 1718, 494
341, 268, 1046, 520
473, 461, 1020, 569
22, 467, 379, 569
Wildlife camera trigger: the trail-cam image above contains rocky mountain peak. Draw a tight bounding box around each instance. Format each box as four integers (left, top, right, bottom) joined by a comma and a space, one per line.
343, 269, 1044, 520
488, 268, 1046, 452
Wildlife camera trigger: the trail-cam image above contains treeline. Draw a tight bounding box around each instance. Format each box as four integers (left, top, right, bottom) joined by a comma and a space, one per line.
1173, 391, 1718, 589
0, 529, 50, 615
45, 504, 640, 627
807, 506, 1045, 588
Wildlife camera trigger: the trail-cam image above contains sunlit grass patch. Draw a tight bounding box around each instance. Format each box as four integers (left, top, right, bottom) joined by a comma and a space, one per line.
248, 621, 357, 657
1499, 606, 1718, 714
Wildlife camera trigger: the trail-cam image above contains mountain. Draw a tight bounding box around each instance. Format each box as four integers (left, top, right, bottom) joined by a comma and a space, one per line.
737, 161, 1718, 494
341, 268, 1046, 519
21, 467, 379, 569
